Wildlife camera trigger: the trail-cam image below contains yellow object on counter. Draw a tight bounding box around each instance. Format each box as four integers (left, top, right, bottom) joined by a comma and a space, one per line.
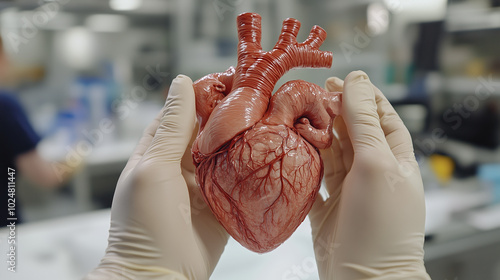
430, 154, 455, 185
466, 58, 486, 77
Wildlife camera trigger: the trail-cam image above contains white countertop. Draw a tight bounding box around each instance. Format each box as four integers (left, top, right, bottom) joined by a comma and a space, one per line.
0, 209, 320, 280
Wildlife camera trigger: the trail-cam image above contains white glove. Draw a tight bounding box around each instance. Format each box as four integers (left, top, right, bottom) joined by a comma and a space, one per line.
85, 75, 229, 280
309, 71, 431, 280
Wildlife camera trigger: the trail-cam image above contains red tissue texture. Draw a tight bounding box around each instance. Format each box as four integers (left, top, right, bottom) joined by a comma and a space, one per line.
191, 12, 341, 253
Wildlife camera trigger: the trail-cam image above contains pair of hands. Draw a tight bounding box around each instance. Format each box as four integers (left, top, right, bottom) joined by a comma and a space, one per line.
85, 71, 430, 280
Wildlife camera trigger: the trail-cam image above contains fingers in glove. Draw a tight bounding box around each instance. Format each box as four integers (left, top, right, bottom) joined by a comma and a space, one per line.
181, 128, 199, 183
310, 77, 348, 217
372, 86, 416, 164
311, 131, 345, 213
325, 77, 344, 92
141, 75, 196, 165
323, 131, 346, 198
325, 77, 354, 172
310, 134, 345, 237
342, 71, 389, 155
333, 115, 353, 173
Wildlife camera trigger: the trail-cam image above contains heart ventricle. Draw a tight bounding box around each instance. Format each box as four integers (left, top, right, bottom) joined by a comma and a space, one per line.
196, 123, 323, 253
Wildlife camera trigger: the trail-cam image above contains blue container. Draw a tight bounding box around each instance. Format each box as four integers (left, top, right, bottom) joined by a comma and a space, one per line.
478, 164, 500, 204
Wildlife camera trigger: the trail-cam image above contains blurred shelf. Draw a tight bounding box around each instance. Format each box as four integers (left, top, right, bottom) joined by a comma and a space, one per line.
425, 223, 500, 261
327, 0, 379, 11
446, 4, 500, 32
181, 55, 237, 77
444, 76, 500, 95
13, 0, 174, 16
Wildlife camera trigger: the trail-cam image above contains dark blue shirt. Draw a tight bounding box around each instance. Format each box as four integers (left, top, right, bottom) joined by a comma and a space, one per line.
1, 93, 41, 226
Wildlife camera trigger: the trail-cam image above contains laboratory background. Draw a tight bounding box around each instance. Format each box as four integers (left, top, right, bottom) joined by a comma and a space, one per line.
0, 0, 500, 279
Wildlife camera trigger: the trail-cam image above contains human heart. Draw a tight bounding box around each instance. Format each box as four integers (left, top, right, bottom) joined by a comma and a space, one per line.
191, 13, 341, 253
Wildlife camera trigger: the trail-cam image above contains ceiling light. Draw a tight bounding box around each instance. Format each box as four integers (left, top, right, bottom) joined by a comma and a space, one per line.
58, 27, 96, 69
367, 3, 389, 36
109, 0, 142, 11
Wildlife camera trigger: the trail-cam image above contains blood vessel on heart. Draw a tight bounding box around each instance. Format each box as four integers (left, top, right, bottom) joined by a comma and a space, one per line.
191, 12, 341, 253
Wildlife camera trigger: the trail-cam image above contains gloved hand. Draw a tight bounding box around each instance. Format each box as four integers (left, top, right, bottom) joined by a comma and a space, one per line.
85, 75, 229, 280
309, 71, 430, 279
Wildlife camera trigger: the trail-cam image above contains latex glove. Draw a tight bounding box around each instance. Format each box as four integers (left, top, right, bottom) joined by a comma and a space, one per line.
85, 75, 229, 280
309, 71, 430, 280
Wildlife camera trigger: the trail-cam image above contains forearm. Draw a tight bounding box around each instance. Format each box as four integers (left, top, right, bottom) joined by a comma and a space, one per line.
15, 149, 66, 188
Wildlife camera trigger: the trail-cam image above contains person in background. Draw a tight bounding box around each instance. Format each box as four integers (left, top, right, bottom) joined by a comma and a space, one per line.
0, 36, 73, 227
